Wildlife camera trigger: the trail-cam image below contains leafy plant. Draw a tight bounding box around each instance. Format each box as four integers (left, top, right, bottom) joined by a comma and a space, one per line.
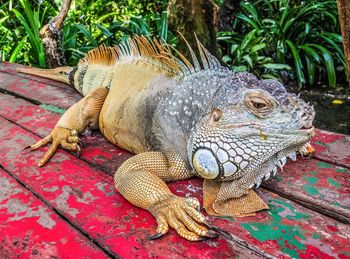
218, 29, 291, 79
62, 10, 174, 65
0, 0, 171, 67
0, 0, 58, 66
12, 0, 47, 67
220, 0, 345, 88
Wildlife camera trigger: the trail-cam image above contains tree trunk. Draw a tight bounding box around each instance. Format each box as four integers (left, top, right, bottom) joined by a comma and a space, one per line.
337, 0, 350, 87
167, 0, 219, 58
218, 0, 240, 31
40, 0, 71, 68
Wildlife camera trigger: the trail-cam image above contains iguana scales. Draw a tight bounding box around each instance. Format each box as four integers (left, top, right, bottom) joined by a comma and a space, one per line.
18, 35, 315, 241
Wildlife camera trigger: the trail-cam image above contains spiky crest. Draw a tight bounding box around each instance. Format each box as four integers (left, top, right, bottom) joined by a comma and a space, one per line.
79, 35, 222, 77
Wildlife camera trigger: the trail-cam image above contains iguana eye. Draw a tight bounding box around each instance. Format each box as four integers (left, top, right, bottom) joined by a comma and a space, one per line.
245, 92, 275, 117
250, 99, 267, 109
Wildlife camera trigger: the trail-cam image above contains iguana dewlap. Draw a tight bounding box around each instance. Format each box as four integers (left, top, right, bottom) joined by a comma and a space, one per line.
18, 36, 315, 241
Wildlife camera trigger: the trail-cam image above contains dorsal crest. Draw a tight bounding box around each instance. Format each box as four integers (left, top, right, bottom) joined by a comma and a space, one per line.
79, 35, 222, 77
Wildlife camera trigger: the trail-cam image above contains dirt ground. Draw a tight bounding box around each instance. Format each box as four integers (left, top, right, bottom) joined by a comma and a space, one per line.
299, 87, 350, 135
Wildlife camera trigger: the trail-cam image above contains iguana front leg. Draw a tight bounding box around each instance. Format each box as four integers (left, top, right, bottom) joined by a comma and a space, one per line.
114, 151, 218, 241
26, 87, 109, 167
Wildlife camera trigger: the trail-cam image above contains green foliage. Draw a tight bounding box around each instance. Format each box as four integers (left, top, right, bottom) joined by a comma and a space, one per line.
0, 0, 56, 66
219, 0, 345, 88
218, 29, 291, 80
59, 0, 173, 65
0, 0, 171, 67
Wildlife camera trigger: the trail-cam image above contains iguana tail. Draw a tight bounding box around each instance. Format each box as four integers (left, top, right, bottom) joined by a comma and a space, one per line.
16, 66, 74, 85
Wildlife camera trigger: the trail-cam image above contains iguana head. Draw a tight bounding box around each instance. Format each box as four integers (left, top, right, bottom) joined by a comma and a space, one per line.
188, 72, 315, 187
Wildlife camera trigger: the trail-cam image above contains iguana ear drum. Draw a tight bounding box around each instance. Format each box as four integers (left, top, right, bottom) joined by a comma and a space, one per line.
192, 149, 219, 179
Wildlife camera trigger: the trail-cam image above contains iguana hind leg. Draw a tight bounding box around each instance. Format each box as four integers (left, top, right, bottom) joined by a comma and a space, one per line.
114, 151, 218, 241
26, 87, 109, 167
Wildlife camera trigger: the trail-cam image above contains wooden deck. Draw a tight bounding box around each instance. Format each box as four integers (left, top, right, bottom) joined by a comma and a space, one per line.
0, 61, 350, 258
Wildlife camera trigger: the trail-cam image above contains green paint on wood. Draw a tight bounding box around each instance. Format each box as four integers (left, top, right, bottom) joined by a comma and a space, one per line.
304, 176, 318, 184
327, 178, 341, 188
241, 198, 308, 258
272, 199, 310, 220
332, 201, 350, 209
274, 175, 283, 181
312, 233, 321, 239
336, 168, 350, 175
20, 79, 29, 83
304, 184, 319, 196
316, 161, 333, 169
314, 141, 326, 146
309, 171, 317, 175
40, 104, 66, 115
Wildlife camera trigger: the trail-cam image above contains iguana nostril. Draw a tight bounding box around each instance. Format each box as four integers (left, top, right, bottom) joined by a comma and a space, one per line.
192, 149, 219, 179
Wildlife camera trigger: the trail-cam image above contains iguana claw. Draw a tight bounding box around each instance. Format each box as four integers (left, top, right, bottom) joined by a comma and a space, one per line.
147, 233, 165, 240
148, 196, 219, 241
24, 127, 82, 167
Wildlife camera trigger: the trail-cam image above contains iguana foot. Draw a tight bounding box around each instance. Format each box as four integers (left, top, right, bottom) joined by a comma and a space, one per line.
24, 127, 82, 167
147, 196, 218, 241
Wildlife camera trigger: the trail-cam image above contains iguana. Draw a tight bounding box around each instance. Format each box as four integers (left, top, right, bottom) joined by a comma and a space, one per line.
18, 35, 315, 241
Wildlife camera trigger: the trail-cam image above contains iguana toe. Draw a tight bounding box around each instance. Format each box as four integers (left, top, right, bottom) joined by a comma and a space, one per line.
148, 196, 216, 241
24, 127, 82, 167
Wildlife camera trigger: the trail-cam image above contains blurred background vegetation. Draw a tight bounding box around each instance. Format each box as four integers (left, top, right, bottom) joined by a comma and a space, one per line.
0, 0, 347, 89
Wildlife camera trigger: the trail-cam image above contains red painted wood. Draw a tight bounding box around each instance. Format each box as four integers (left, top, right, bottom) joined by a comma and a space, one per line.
0, 117, 236, 258
0, 93, 131, 172
2, 62, 350, 258
0, 168, 108, 258
263, 158, 350, 223
0, 69, 80, 110
1, 91, 349, 224
0, 62, 69, 88
1, 117, 350, 258
312, 129, 350, 169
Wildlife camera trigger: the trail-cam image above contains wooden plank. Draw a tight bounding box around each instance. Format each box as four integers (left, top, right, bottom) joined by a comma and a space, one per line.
0, 93, 131, 172
1, 90, 350, 224
312, 129, 350, 169
0, 116, 237, 258
0, 116, 350, 258
1, 62, 349, 169
0, 168, 108, 258
0, 69, 79, 110
263, 158, 350, 223
0, 62, 69, 91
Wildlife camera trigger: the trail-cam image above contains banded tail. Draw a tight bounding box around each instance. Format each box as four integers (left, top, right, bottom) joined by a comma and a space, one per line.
16, 66, 75, 85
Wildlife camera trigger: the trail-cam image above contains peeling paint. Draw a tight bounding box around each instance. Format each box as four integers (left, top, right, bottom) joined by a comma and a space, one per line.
0, 177, 22, 203
2, 199, 56, 229
52, 186, 79, 218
